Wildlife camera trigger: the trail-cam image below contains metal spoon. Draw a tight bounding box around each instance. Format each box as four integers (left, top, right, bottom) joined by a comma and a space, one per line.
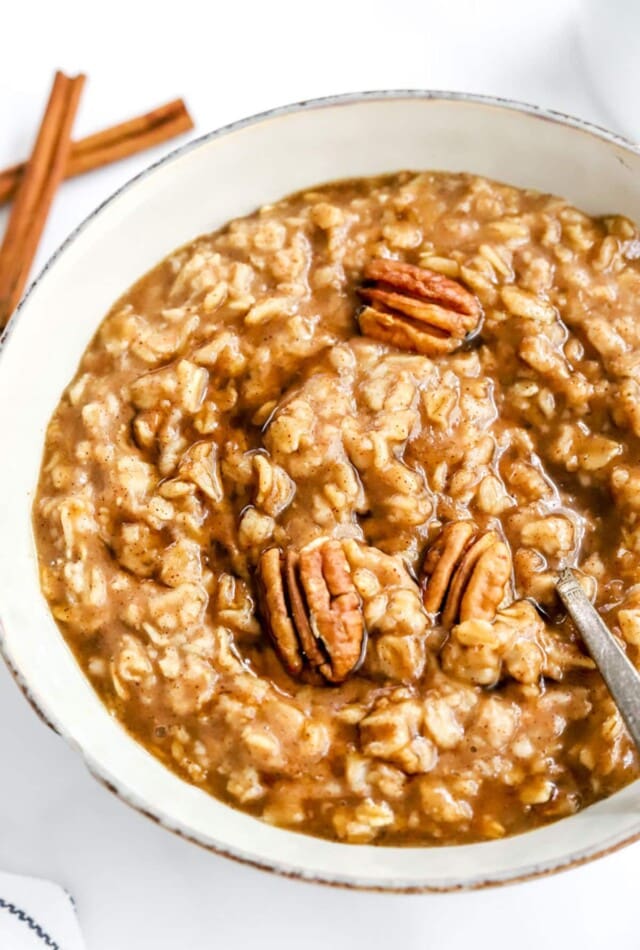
556, 568, 640, 755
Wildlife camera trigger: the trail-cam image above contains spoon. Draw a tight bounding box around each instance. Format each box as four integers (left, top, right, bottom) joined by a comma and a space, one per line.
556, 568, 640, 756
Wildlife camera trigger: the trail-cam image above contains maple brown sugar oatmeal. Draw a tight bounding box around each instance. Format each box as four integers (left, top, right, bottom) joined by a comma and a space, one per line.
34, 170, 640, 845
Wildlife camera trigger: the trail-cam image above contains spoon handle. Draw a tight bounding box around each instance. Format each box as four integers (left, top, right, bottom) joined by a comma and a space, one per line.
556, 568, 640, 755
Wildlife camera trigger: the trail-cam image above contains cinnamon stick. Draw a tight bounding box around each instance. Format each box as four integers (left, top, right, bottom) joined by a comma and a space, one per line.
0, 98, 193, 207
0, 71, 85, 330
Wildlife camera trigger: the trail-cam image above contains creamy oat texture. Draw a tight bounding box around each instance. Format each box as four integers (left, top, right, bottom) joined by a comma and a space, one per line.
34, 172, 640, 844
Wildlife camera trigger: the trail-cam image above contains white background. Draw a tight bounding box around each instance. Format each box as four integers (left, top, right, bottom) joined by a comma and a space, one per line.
1, 1, 639, 947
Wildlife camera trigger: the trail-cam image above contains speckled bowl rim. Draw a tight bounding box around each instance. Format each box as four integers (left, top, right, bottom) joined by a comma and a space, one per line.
2, 89, 640, 892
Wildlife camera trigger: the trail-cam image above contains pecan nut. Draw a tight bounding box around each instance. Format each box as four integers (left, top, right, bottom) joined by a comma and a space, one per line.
256, 539, 366, 684
421, 522, 512, 627
357, 259, 482, 356
256, 547, 303, 676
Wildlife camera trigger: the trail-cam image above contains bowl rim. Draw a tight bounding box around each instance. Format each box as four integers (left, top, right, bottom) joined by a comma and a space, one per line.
2, 86, 639, 352
2, 88, 640, 893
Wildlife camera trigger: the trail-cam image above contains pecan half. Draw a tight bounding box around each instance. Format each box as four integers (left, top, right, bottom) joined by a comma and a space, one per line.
357, 259, 482, 356
256, 539, 366, 684
256, 547, 303, 676
421, 522, 512, 628
422, 521, 476, 614
458, 539, 511, 625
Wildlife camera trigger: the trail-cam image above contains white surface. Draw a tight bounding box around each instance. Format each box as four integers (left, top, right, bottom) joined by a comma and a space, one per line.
580, 0, 640, 138
0, 871, 85, 950
0, 0, 638, 946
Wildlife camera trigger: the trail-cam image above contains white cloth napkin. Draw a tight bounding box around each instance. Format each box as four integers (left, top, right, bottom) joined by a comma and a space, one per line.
0, 872, 85, 950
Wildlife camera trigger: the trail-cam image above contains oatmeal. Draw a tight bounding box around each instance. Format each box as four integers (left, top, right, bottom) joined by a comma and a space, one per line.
33, 171, 640, 845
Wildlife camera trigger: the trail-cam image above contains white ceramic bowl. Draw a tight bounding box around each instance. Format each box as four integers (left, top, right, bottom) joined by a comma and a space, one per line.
2, 91, 640, 892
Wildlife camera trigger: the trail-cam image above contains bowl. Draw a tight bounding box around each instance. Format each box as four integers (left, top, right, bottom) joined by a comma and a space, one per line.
2, 91, 640, 892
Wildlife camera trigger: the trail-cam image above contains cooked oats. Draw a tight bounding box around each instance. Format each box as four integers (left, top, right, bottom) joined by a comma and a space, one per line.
34, 171, 640, 845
